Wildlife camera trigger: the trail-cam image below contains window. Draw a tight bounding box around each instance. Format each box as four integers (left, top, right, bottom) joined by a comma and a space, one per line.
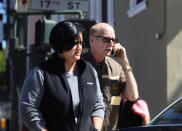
137, 0, 143, 4
127, 0, 148, 18
150, 98, 182, 125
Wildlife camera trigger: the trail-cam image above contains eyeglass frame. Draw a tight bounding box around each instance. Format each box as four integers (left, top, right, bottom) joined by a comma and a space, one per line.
93, 35, 118, 44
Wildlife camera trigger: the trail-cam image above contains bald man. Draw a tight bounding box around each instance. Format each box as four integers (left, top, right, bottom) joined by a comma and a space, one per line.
82, 23, 139, 131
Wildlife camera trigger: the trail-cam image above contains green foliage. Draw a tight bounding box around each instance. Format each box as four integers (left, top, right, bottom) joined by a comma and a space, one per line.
0, 49, 5, 90
0, 49, 5, 72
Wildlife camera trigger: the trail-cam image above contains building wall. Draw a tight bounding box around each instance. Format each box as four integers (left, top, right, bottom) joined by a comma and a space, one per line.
114, 0, 167, 118
166, 0, 182, 104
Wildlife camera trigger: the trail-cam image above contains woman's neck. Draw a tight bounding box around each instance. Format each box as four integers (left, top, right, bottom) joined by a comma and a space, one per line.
58, 53, 76, 74
65, 61, 76, 74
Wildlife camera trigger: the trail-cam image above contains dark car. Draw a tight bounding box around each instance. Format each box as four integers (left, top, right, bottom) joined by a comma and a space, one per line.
149, 97, 182, 125
118, 125, 182, 131
118, 97, 182, 131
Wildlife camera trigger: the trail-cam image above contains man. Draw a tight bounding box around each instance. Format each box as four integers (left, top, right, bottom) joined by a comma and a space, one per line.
82, 23, 139, 131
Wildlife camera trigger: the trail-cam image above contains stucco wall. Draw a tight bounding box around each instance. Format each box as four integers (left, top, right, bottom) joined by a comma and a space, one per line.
114, 0, 167, 118
167, 0, 182, 104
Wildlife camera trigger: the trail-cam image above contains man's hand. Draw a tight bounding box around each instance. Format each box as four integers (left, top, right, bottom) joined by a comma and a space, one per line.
112, 43, 129, 65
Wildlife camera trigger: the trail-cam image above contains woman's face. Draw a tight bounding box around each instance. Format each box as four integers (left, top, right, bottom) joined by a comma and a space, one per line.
61, 33, 83, 63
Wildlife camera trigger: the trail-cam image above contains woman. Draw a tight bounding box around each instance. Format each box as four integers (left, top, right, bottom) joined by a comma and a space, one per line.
20, 21, 105, 131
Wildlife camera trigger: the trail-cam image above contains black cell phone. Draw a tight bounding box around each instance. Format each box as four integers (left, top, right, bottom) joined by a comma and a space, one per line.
111, 49, 120, 57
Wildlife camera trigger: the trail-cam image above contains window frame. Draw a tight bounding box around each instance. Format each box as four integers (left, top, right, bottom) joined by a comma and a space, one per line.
127, 0, 148, 18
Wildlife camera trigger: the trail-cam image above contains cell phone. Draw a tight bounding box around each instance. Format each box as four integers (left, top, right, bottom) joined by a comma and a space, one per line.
111, 49, 120, 57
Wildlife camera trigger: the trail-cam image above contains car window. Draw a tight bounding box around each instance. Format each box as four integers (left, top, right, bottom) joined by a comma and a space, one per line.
150, 98, 182, 125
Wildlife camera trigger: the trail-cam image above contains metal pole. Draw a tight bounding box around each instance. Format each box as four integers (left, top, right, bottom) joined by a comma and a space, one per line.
9, 18, 19, 131
26, 17, 30, 75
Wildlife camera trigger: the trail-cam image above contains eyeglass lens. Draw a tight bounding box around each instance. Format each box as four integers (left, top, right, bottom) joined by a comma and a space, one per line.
94, 36, 117, 44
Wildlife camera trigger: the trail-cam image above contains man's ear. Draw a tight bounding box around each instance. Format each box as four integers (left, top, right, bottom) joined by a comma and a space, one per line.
89, 35, 94, 43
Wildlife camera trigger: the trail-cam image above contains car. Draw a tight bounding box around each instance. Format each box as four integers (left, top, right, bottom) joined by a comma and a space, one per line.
118, 124, 182, 131
149, 97, 182, 125
118, 97, 182, 131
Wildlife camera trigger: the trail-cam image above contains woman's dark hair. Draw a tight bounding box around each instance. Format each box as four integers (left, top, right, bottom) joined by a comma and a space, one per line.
49, 21, 84, 53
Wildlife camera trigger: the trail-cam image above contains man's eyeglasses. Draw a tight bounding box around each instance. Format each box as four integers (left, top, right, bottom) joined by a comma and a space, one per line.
94, 35, 118, 44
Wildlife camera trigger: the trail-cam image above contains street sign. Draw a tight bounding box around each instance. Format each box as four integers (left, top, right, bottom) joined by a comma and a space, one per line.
31, 0, 89, 17
31, 0, 89, 12
15, 0, 89, 18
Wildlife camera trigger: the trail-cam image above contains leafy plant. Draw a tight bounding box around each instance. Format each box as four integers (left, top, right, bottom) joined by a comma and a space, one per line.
0, 49, 5, 90
0, 49, 5, 72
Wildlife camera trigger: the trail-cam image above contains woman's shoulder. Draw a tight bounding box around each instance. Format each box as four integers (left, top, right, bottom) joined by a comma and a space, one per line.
78, 59, 96, 73
80, 59, 94, 68
27, 66, 44, 78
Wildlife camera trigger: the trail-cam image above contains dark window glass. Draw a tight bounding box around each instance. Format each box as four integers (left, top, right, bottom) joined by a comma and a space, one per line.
151, 99, 182, 125
137, 0, 144, 4
0, 14, 2, 20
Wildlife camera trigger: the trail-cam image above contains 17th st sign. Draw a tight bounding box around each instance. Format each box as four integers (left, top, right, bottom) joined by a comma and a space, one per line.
15, 0, 90, 18
30, 0, 89, 13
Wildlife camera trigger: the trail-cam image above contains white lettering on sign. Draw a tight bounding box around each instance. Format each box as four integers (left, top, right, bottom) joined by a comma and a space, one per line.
31, 0, 89, 13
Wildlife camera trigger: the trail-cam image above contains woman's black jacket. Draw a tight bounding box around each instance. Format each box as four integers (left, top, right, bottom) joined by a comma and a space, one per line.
39, 54, 98, 131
